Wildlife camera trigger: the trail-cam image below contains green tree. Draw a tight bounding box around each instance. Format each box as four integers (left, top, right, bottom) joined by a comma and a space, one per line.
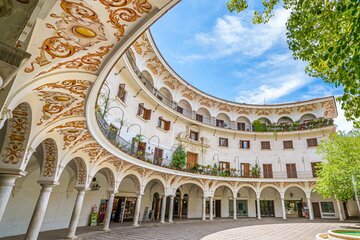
170, 145, 187, 170
316, 130, 360, 201
227, 0, 360, 128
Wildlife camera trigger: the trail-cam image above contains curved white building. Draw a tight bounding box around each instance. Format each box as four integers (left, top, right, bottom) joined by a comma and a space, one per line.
0, 0, 358, 239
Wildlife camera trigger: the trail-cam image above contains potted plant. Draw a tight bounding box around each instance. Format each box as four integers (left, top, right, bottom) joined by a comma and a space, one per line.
250, 163, 261, 178
170, 145, 187, 170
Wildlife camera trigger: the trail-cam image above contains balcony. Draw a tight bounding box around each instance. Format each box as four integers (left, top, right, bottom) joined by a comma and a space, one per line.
125, 51, 334, 133
97, 111, 315, 180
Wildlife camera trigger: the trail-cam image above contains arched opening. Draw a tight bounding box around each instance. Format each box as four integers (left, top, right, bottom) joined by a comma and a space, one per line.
114, 174, 141, 223
216, 113, 231, 128
236, 116, 251, 131
141, 70, 154, 89
174, 183, 203, 219
257, 117, 271, 125
284, 187, 307, 218
277, 116, 294, 125
300, 113, 317, 123
158, 87, 173, 106
259, 186, 281, 217
143, 179, 165, 222
196, 108, 212, 124
236, 186, 257, 218
213, 185, 233, 218
177, 99, 192, 117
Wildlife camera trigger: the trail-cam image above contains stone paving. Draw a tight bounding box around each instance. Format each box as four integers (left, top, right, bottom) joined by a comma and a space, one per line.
80, 218, 358, 240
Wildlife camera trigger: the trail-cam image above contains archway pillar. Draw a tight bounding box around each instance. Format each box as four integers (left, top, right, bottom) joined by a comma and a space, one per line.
280, 191, 286, 220
103, 190, 118, 231
65, 187, 89, 239
202, 196, 206, 220
305, 191, 314, 220
168, 195, 175, 223
209, 196, 214, 220
133, 192, 144, 227
160, 194, 167, 223
233, 194, 237, 220
336, 199, 344, 221
0, 170, 26, 222
256, 191, 261, 220
25, 181, 59, 240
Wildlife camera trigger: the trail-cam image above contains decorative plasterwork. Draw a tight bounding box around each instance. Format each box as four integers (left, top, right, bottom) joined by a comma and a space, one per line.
322, 100, 337, 118
1, 103, 31, 165
42, 138, 58, 177
133, 33, 153, 56
74, 157, 87, 185
25, 0, 108, 73
49, 120, 87, 150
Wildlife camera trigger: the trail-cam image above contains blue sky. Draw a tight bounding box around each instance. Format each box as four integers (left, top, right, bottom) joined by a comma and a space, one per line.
150, 0, 352, 131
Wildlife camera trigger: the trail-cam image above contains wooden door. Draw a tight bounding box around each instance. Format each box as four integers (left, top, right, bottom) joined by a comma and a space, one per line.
312, 202, 321, 218
241, 163, 250, 177
154, 147, 163, 165
186, 152, 198, 169
215, 200, 221, 218
286, 164, 297, 178
263, 164, 273, 178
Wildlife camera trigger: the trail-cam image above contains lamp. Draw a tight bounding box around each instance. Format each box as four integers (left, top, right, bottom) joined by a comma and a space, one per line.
91, 177, 101, 191
290, 192, 294, 198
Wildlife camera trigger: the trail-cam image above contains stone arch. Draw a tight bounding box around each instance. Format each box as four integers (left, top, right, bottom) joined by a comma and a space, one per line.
284, 185, 307, 199
58, 157, 88, 187
159, 87, 173, 102
178, 99, 192, 112
37, 138, 59, 180
141, 70, 154, 87
118, 172, 142, 193
236, 116, 251, 131
216, 113, 231, 128
257, 117, 271, 125
0, 102, 32, 169
216, 113, 231, 122
213, 182, 235, 197
259, 184, 282, 194
300, 113, 317, 123
90, 165, 117, 191
277, 116, 294, 124
174, 180, 205, 194
144, 174, 166, 192
196, 107, 212, 124
237, 184, 257, 195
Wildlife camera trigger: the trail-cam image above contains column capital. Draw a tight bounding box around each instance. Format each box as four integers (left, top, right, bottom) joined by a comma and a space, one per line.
37, 180, 59, 187
75, 186, 90, 192
107, 189, 118, 195
0, 168, 27, 177
136, 192, 144, 197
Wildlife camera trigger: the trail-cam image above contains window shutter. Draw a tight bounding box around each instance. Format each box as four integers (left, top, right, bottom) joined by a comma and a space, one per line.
137, 103, 143, 116
144, 108, 151, 120
164, 120, 170, 131
248, 141, 250, 149
118, 84, 125, 98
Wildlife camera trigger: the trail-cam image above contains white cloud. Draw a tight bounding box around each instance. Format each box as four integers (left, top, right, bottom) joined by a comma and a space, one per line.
334, 101, 354, 132
189, 8, 290, 59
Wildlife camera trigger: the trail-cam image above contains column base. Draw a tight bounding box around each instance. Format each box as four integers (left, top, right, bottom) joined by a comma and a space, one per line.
102, 228, 111, 232
65, 235, 78, 239
133, 223, 140, 227
160, 221, 166, 224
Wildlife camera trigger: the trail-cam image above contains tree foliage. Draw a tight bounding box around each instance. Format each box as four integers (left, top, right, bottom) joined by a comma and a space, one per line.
171, 145, 187, 170
227, 0, 360, 128
316, 130, 360, 201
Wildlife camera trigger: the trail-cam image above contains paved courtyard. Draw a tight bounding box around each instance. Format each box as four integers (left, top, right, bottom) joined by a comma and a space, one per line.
79, 218, 357, 240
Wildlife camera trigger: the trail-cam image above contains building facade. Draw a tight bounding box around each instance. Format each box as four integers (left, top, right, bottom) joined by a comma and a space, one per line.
0, 0, 358, 239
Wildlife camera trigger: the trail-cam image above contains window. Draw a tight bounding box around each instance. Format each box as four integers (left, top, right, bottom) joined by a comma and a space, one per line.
137, 103, 151, 120
176, 106, 183, 114
196, 113, 203, 122
219, 137, 228, 147
286, 164, 297, 178
153, 147, 164, 166
240, 163, 250, 177
237, 122, 245, 131
117, 84, 127, 103
240, 140, 250, 149
216, 119, 225, 127
307, 138, 318, 147
158, 117, 171, 131
263, 164, 273, 178
311, 162, 321, 178
189, 130, 199, 141
156, 94, 163, 101
283, 140, 294, 149
261, 141, 271, 150
219, 161, 230, 171
320, 202, 335, 216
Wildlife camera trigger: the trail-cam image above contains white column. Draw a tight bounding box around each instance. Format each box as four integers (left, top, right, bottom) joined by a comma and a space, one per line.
336, 199, 344, 221
168, 195, 174, 223
233, 197, 237, 220
160, 195, 167, 223
65, 188, 87, 239
25, 182, 56, 240
307, 197, 314, 220
103, 192, 115, 231
0, 174, 21, 222
133, 193, 142, 227
209, 197, 214, 220
256, 196, 261, 220
281, 197, 287, 220
202, 196, 206, 220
